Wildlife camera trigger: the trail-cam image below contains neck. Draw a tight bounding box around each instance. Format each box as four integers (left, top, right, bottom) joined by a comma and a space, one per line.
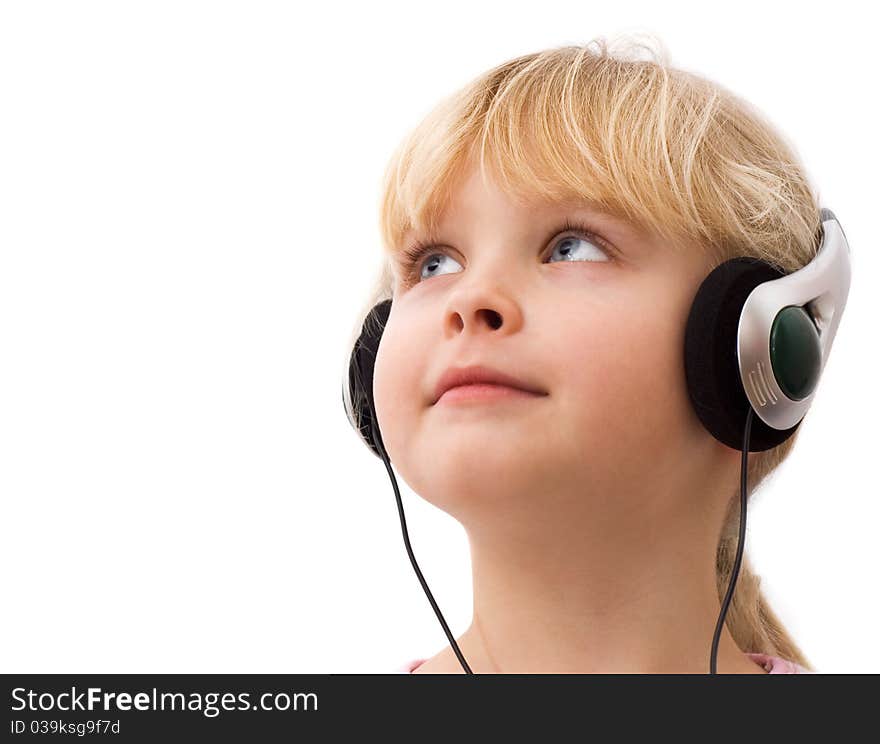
451, 492, 764, 674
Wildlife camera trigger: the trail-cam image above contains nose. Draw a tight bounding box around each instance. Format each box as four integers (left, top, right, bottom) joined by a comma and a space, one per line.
442, 278, 524, 338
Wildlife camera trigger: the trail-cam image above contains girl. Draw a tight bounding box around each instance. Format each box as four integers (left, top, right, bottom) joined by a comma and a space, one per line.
345, 35, 819, 674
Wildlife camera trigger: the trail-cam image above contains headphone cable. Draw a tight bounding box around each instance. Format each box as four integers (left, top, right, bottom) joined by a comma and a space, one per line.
372, 419, 474, 674
710, 405, 754, 674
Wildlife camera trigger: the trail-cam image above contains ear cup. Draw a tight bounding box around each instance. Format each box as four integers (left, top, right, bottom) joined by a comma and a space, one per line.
684, 257, 802, 452
345, 299, 392, 459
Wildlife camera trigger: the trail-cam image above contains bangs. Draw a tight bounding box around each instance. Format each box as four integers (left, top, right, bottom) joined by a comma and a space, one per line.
379, 40, 729, 267
379, 37, 819, 285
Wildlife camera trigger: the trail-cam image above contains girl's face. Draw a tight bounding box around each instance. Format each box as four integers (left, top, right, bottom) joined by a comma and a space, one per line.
372, 164, 735, 526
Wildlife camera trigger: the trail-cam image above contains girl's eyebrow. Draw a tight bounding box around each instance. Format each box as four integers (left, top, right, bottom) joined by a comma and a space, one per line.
551, 201, 645, 239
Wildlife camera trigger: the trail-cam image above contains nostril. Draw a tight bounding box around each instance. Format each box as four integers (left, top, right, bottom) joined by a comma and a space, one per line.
478, 308, 503, 329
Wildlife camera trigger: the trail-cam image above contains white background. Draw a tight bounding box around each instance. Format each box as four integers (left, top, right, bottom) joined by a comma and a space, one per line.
1, 1, 876, 674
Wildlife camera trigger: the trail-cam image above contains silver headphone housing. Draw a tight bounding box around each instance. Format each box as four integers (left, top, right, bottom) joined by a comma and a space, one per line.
737, 208, 851, 430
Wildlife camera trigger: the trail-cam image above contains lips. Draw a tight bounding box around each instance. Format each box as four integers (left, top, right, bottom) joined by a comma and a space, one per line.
432, 364, 548, 405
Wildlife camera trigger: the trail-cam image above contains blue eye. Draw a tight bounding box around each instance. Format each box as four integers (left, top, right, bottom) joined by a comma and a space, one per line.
398, 221, 614, 286
546, 235, 610, 263
414, 252, 463, 281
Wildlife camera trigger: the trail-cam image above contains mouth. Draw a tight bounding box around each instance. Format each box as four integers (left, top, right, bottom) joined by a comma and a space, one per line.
431, 363, 549, 406
434, 383, 548, 406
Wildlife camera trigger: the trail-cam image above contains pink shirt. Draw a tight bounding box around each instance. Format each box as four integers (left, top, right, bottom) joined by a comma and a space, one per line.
394, 652, 812, 674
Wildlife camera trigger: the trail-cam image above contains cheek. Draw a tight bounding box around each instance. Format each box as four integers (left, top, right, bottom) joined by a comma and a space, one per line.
553, 305, 688, 454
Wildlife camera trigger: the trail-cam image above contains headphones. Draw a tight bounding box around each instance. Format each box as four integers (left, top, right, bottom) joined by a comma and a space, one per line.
343, 207, 851, 674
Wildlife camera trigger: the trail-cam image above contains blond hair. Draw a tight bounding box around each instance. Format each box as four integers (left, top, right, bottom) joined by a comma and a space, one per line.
345, 33, 820, 670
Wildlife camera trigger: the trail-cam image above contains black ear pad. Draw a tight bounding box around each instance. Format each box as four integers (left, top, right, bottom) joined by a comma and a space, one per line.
684, 257, 802, 452
344, 299, 393, 459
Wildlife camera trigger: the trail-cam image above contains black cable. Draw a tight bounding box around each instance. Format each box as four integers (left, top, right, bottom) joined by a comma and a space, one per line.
372, 418, 474, 674
709, 405, 754, 674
